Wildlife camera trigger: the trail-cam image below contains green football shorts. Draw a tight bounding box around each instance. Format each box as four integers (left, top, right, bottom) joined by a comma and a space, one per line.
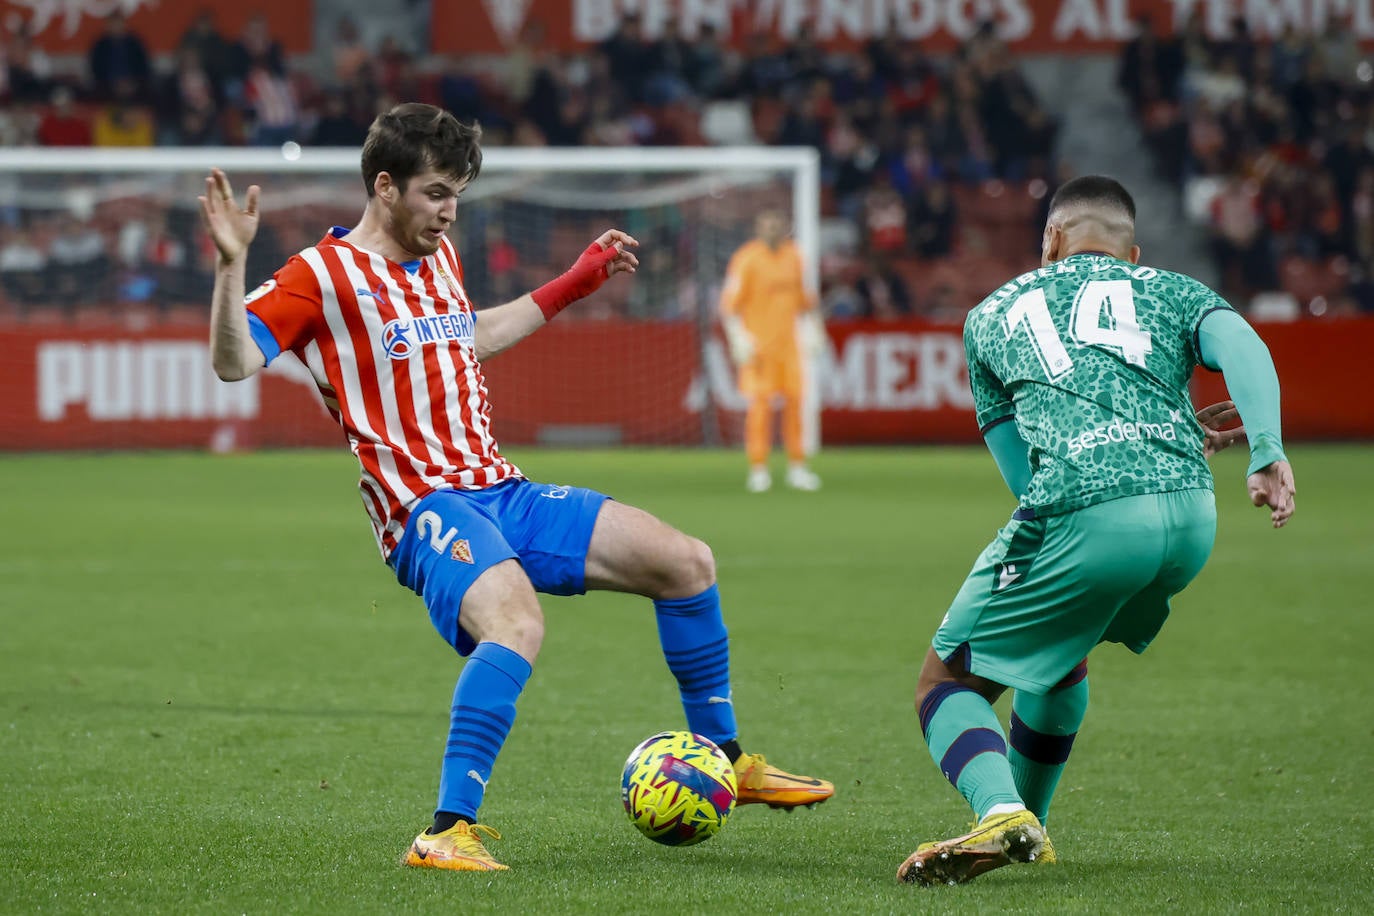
931, 488, 1217, 694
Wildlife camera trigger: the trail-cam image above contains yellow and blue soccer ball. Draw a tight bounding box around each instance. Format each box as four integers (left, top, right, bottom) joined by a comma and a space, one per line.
621, 731, 737, 846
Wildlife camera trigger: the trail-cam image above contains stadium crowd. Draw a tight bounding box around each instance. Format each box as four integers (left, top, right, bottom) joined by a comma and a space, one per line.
6, 10, 1370, 318
1120, 12, 1374, 315
0, 11, 1062, 321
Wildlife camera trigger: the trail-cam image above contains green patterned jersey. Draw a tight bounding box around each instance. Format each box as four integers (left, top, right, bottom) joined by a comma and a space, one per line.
965, 252, 1233, 516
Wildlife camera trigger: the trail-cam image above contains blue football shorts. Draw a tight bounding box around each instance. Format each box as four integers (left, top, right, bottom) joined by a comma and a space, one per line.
388, 478, 610, 654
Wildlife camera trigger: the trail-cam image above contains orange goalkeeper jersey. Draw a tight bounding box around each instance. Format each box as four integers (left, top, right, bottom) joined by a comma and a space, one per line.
720, 239, 814, 356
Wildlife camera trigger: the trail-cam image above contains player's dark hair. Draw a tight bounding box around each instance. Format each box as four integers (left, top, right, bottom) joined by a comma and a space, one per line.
360, 103, 482, 197
1048, 175, 1136, 222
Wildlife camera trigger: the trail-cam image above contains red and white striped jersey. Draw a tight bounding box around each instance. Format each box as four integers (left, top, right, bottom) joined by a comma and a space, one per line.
245, 228, 520, 558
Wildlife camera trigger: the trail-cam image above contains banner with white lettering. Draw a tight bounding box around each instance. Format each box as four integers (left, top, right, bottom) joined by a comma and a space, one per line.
2, 317, 1370, 451
435, 0, 1374, 54
4, 0, 315, 55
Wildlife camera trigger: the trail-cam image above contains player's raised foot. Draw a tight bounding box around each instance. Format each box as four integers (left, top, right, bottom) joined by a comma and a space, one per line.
746, 467, 772, 493
403, 822, 508, 871
785, 465, 821, 491
1036, 831, 1056, 865
896, 809, 1045, 886
733, 753, 834, 808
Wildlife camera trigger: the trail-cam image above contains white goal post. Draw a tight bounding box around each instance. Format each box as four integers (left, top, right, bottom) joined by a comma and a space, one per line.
0, 145, 821, 452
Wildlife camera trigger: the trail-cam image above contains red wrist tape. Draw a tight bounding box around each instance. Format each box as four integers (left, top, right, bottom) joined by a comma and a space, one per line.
532, 243, 618, 320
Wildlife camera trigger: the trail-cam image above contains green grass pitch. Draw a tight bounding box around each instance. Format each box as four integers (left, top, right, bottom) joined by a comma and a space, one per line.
2, 446, 1371, 914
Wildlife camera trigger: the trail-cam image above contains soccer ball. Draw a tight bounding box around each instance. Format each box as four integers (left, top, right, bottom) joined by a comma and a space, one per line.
621, 731, 737, 846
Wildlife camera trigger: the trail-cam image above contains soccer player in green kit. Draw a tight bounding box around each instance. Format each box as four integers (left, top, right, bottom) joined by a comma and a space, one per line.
898, 176, 1296, 886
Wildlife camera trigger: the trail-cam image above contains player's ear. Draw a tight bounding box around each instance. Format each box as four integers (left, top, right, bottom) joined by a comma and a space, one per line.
1127, 244, 1141, 264
1040, 223, 1061, 266
375, 171, 396, 203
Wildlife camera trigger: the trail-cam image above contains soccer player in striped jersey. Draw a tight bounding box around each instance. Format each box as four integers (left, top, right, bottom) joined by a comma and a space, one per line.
200, 103, 833, 872
896, 176, 1295, 886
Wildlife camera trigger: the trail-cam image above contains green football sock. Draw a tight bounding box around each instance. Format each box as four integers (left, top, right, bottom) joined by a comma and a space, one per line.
1008, 673, 1089, 828
919, 683, 1023, 820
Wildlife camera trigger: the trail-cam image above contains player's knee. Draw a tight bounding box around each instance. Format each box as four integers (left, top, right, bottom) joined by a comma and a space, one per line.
646, 533, 716, 599
510, 604, 545, 660
676, 535, 716, 594
494, 598, 545, 661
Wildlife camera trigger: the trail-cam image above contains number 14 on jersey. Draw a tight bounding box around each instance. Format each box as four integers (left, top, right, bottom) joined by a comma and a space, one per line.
1006, 279, 1153, 381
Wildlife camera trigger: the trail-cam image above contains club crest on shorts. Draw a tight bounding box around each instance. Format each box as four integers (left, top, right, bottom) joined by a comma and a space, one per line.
450, 539, 473, 564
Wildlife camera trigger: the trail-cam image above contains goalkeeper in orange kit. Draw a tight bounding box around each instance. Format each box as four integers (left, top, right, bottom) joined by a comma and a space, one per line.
720, 210, 825, 492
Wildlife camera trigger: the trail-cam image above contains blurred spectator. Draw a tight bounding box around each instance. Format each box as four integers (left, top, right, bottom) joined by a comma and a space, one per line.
1319, 15, 1361, 85
777, 85, 828, 148
88, 13, 151, 102
600, 13, 659, 105
2, 25, 54, 103
155, 48, 219, 145
910, 180, 958, 258
438, 60, 486, 124
49, 216, 109, 307
332, 17, 370, 85
0, 226, 47, 307
1209, 177, 1274, 301
683, 24, 736, 99
854, 255, 913, 320
861, 173, 908, 254
37, 87, 93, 147
178, 9, 234, 99
0, 101, 40, 146
242, 63, 300, 145
484, 224, 521, 304
311, 91, 368, 146
370, 35, 412, 97
231, 13, 287, 87
1118, 16, 1183, 112
925, 282, 967, 322
117, 212, 189, 304
93, 80, 155, 146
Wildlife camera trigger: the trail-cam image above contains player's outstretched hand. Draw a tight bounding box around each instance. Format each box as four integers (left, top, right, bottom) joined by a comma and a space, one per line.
590, 229, 640, 278
1247, 460, 1295, 529
532, 230, 640, 319
1196, 399, 1246, 458
198, 168, 260, 265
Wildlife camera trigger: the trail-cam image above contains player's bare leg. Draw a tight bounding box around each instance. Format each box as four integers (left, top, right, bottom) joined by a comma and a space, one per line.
406, 560, 544, 872
583, 501, 833, 808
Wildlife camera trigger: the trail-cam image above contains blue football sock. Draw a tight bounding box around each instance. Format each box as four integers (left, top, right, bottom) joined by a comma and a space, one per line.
435, 641, 531, 822
919, 682, 1023, 820
654, 585, 737, 746
1009, 665, 1089, 828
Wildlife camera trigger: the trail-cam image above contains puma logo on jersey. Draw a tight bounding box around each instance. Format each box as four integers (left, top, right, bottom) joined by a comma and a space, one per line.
356, 283, 388, 303
996, 564, 1022, 591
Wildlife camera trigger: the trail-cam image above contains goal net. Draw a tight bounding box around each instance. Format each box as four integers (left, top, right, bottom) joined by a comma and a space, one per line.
0, 147, 819, 452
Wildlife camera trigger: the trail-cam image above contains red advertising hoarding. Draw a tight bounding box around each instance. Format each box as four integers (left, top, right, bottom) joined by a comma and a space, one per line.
434, 0, 1374, 55
2, 317, 1371, 452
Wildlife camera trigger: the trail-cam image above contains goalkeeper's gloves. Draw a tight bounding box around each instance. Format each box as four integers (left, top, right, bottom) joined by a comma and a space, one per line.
722, 315, 755, 366
799, 312, 826, 357
532, 242, 623, 320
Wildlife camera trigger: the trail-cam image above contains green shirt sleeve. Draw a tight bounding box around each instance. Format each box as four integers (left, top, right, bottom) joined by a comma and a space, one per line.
965, 316, 1012, 430
1197, 309, 1287, 474
982, 417, 1033, 498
